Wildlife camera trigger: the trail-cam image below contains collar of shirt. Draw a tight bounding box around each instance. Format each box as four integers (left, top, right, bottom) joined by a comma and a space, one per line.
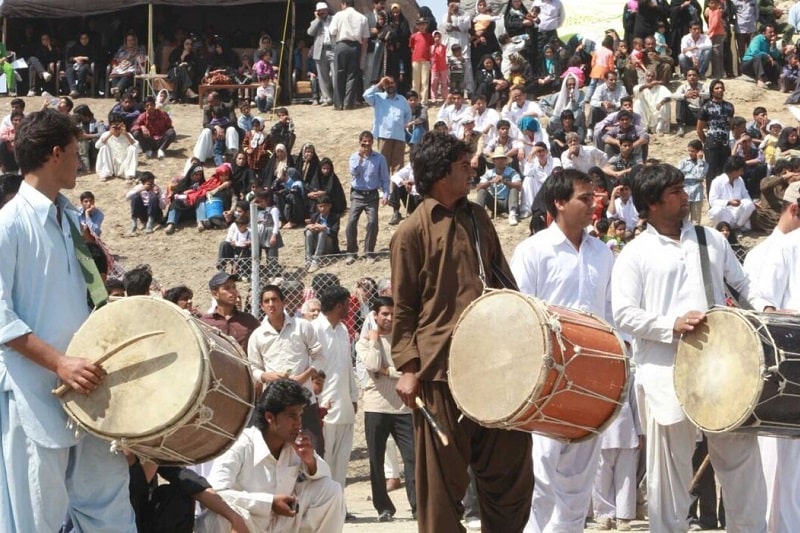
252, 428, 286, 467
18, 181, 75, 227
263, 311, 295, 334
540, 222, 590, 251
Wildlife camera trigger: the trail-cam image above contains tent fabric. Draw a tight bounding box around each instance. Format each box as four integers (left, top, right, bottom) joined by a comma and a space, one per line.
0, 0, 271, 18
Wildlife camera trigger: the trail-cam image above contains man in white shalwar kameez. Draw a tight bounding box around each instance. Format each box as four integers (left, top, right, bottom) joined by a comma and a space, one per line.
94, 114, 139, 181
511, 168, 615, 533
197, 379, 345, 533
612, 163, 768, 533
707, 155, 756, 230
632, 70, 672, 135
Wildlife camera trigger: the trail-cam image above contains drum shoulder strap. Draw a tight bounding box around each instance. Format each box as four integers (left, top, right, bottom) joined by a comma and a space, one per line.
694, 225, 715, 309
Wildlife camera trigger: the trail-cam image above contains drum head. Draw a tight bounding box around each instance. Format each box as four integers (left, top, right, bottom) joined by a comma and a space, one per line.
675, 308, 764, 433
63, 296, 206, 439
449, 290, 549, 427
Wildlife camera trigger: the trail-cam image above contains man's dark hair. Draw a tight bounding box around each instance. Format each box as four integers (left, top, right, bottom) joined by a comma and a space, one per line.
235, 200, 249, 212
10, 98, 24, 109
688, 139, 703, 151
104, 278, 125, 294
164, 285, 193, 305
108, 112, 124, 125
542, 168, 593, 219
14, 109, 81, 175
620, 95, 633, 106
371, 295, 394, 313
631, 163, 684, 215
144, 95, 156, 106
123, 264, 153, 296
617, 109, 633, 121
413, 131, 472, 197
560, 109, 574, 120
723, 155, 746, 173
138, 171, 156, 184
0, 173, 22, 208
79, 190, 95, 202
406, 89, 419, 99
319, 284, 350, 313
254, 379, 311, 431
685, 67, 699, 77
604, 71, 617, 80
471, 93, 487, 103
359, 130, 373, 142
753, 106, 767, 117
496, 119, 510, 129
731, 116, 747, 129
772, 159, 791, 176
260, 284, 285, 302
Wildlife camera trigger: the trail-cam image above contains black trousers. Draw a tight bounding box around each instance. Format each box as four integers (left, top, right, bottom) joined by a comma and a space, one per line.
365, 411, 417, 516
334, 41, 360, 109
688, 436, 725, 529
703, 142, 731, 195
130, 195, 163, 224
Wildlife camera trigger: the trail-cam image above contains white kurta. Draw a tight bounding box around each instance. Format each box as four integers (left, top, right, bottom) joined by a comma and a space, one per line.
632, 83, 673, 134
612, 222, 767, 533
607, 197, 639, 232
521, 156, 561, 217
197, 427, 345, 533
708, 173, 756, 230
95, 132, 139, 179
560, 146, 608, 173
511, 225, 615, 533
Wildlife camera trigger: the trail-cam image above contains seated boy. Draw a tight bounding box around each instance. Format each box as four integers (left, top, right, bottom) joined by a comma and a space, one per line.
304, 195, 340, 272
126, 171, 166, 234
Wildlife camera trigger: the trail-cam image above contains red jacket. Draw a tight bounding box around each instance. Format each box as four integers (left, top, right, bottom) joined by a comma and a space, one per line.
409, 31, 434, 62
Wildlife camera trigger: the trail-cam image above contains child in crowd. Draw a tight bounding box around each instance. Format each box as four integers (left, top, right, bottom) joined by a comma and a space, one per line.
78, 190, 104, 237
217, 200, 252, 273
780, 53, 800, 93
676, 139, 707, 224
236, 54, 254, 85
605, 219, 628, 253
208, 107, 231, 165
592, 368, 641, 531
126, 171, 166, 235
499, 32, 529, 79
448, 43, 466, 96
706, 0, 726, 79
629, 38, 646, 81
255, 77, 276, 113
614, 41, 630, 77
588, 36, 616, 102
270, 107, 296, 152
304, 195, 340, 272
95, 113, 138, 182
409, 18, 434, 105
155, 89, 170, 111
253, 49, 275, 82
654, 21, 669, 56
237, 100, 255, 132
716, 220, 747, 262
242, 118, 270, 170
430, 30, 448, 104
253, 188, 283, 259
759, 120, 783, 167
73, 104, 100, 173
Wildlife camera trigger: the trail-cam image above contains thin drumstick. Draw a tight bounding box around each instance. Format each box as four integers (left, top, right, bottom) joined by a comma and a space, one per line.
52, 330, 165, 397
415, 396, 449, 446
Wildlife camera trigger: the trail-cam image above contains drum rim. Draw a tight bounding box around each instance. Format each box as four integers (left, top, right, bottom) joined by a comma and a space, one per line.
448, 289, 553, 427
675, 306, 765, 433
62, 296, 209, 440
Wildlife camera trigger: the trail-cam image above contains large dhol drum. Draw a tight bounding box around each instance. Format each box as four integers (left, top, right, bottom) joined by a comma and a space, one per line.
676, 307, 800, 436
61, 296, 254, 465
449, 290, 629, 442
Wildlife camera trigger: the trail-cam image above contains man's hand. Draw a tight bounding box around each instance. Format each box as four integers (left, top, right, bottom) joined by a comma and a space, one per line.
272, 495, 297, 517
56, 356, 105, 394
291, 430, 316, 466
396, 371, 420, 410
728, 199, 741, 207
673, 311, 706, 334
367, 328, 379, 342
380, 197, 388, 207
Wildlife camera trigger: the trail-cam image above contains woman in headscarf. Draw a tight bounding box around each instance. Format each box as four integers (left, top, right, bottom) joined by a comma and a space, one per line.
296, 142, 321, 188
259, 143, 295, 190
308, 156, 347, 217
473, 54, 509, 108
185, 162, 235, 228
471, 0, 502, 75
518, 115, 549, 156
551, 72, 587, 129
165, 162, 206, 234
387, 3, 411, 94
775, 126, 800, 161
504, 0, 537, 66
371, 10, 390, 82
109, 31, 146, 97
167, 37, 198, 103
230, 151, 255, 198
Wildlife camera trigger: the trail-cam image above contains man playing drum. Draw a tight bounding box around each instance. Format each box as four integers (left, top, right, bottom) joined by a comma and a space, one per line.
510, 168, 615, 532
0, 109, 136, 531
391, 131, 534, 532
612, 163, 768, 533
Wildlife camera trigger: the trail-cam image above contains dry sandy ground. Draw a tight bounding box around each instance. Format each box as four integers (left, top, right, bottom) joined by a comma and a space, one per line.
25, 4, 794, 530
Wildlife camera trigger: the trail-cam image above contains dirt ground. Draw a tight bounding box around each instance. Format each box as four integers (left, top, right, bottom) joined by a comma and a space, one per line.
28, 11, 793, 530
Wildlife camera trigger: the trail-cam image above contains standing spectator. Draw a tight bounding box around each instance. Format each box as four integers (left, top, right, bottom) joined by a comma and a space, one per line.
697, 79, 734, 193
329, 0, 369, 111
126, 171, 165, 235
309, 157, 348, 217
706, 0, 727, 79
312, 286, 357, 519
356, 296, 416, 523
634, 0, 668, 40
345, 131, 390, 265
733, 0, 758, 59
308, 1, 336, 106
532, 0, 565, 63
95, 113, 138, 181
677, 139, 708, 224
441, 0, 474, 94
200, 271, 261, 351
78, 190, 104, 237
131, 96, 176, 160
65, 32, 98, 98
247, 285, 326, 455
741, 23, 781, 88
430, 30, 448, 103
409, 18, 434, 105
364, 76, 411, 174
365, 0, 386, 88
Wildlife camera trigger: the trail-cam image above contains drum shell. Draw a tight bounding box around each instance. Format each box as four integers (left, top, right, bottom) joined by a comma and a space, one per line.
61, 296, 254, 465
449, 290, 629, 442
676, 307, 800, 437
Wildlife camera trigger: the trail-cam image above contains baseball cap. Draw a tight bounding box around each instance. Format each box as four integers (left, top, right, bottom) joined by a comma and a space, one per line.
316, 2, 328, 10
784, 181, 800, 203
209, 271, 239, 290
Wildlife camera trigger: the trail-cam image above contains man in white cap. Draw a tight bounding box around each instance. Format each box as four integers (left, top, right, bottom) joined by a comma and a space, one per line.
308, 1, 336, 106
476, 146, 522, 225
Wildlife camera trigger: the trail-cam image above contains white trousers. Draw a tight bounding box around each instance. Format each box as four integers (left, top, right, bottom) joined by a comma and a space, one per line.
323, 422, 354, 489
645, 407, 767, 533
593, 448, 639, 520
316, 50, 335, 104
524, 434, 601, 533
708, 200, 756, 230
193, 126, 240, 162
95, 144, 139, 179
196, 475, 345, 533
384, 434, 401, 478
759, 436, 800, 533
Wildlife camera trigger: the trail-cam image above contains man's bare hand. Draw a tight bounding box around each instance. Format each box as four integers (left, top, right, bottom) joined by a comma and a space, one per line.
56, 356, 105, 394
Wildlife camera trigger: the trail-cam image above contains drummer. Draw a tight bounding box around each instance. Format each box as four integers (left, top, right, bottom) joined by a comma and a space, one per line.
748, 182, 800, 531
390, 131, 534, 531
510, 168, 616, 532
611, 163, 768, 533
0, 109, 136, 530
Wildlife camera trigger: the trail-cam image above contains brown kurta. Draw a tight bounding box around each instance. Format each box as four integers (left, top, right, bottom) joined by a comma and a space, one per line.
390, 196, 533, 533
751, 173, 789, 232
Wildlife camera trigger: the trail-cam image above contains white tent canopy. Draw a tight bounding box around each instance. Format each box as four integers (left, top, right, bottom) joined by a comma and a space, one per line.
0, 0, 272, 18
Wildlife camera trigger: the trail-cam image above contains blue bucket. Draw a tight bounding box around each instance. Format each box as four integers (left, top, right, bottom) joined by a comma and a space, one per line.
205, 197, 225, 225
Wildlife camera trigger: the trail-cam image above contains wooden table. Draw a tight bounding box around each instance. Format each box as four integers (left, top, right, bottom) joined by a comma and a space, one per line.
197, 83, 260, 107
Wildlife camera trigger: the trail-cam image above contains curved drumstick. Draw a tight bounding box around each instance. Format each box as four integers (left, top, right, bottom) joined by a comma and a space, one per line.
52, 330, 165, 397
415, 396, 450, 447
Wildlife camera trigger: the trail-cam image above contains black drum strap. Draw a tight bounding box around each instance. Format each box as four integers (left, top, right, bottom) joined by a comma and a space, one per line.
695, 225, 715, 309
468, 205, 518, 291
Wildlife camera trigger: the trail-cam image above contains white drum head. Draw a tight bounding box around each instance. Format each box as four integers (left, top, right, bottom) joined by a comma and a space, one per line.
63, 296, 206, 438
449, 290, 549, 427
675, 308, 764, 432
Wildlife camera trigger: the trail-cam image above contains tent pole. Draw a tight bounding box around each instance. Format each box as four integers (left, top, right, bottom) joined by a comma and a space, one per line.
288, 0, 295, 103
2, 18, 6, 47
148, 3, 154, 95
272, 0, 292, 119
